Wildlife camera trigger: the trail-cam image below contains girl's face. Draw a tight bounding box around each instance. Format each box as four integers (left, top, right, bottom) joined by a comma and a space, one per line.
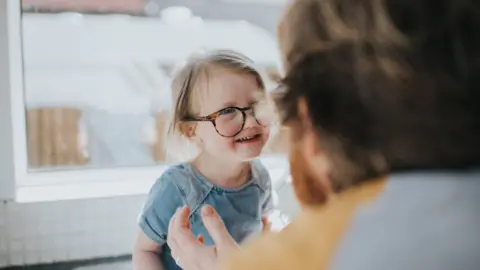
194, 68, 270, 162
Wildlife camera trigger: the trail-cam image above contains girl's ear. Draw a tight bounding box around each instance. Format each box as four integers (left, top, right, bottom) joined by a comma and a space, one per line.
178, 122, 196, 138
179, 122, 204, 149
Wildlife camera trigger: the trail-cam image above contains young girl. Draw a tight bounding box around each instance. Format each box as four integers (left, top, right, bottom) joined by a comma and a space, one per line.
133, 49, 275, 270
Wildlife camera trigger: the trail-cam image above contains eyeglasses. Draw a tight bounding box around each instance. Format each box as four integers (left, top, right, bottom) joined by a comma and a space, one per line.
182, 104, 273, 137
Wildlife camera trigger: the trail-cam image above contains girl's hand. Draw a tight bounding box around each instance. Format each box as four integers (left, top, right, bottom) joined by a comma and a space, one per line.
167, 205, 239, 270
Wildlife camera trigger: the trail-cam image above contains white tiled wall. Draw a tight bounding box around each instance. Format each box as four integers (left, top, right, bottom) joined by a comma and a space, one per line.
0, 195, 146, 268
0, 182, 299, 268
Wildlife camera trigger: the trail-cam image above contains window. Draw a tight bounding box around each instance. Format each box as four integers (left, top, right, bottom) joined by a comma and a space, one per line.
1, 0, 291, 203
23, 0, 285, 170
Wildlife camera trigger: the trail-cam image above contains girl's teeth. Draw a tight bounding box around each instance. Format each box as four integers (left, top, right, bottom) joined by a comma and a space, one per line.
237, 135, 256, 142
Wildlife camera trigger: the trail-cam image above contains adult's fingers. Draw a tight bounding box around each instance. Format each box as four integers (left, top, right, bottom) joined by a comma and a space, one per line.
201, 205, 236, 249
197, 234, 205, 244
168, 205, 201, 253
175, 205, 191, 229
262, 216, 272, 231
167, 207, 182, 255
168, 206, 187, 245
168, 206, 190, 252
167, 207, 179, 237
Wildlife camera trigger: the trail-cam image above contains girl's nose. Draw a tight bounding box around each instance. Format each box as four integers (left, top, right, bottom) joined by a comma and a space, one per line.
243, 110, 259, 129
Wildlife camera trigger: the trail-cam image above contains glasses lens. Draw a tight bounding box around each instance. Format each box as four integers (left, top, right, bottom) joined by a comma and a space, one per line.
253, 100, 276, 127
215, 108, 244, 137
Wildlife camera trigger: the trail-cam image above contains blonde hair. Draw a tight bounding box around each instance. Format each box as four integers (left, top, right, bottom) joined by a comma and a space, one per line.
166, 49, 267, 161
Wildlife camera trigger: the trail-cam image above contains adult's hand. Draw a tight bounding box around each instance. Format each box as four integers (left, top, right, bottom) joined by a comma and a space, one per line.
167, 204, 240, 270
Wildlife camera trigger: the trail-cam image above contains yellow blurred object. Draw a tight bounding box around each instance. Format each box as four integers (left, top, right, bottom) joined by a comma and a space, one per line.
221, 179, 386, 270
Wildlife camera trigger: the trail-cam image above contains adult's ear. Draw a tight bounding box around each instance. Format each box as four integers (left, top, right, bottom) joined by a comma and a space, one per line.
297, 98, 320, 159
297, 98, 332, 197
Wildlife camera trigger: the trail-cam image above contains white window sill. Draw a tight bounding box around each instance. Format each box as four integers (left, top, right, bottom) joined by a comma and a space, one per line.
15, 178, 156, 203
15, 165, 168, 203
16, 156, 290, 203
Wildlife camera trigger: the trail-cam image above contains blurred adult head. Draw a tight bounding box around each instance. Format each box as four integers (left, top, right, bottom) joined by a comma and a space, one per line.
276, 0, 480, 205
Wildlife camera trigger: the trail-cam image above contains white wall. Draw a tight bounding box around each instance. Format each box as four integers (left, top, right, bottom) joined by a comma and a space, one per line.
0, 195, 144, 267
0, 182, 298, 267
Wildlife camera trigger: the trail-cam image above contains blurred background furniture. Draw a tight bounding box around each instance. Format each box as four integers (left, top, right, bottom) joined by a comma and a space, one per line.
26, 107, 88, 168
151, 110, 170, 163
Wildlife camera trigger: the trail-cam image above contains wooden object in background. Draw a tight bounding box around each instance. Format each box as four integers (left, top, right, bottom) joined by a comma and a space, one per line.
151, 110, 170, 162
26, 108, 87, 168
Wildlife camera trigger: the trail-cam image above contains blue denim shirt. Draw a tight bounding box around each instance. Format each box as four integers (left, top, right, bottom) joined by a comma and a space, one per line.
138, 159, 274, 270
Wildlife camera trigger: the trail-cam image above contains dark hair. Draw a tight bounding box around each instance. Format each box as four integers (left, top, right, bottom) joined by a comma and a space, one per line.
277, 0, 480, 189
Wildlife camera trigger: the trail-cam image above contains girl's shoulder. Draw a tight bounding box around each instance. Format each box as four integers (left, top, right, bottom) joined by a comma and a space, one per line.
152, 162, 212, 211
160, 162, 194, 179
158, 162, 208, 189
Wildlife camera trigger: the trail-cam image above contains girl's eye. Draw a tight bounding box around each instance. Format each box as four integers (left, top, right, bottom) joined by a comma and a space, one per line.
219, 107, 237, 115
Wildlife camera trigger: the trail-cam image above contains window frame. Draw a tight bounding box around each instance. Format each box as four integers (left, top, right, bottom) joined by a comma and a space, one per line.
0, 0, 26, 200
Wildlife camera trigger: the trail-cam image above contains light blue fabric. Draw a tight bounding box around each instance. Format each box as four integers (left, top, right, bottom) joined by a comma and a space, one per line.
329, 170, 480, 270
138, 159, 273, 270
